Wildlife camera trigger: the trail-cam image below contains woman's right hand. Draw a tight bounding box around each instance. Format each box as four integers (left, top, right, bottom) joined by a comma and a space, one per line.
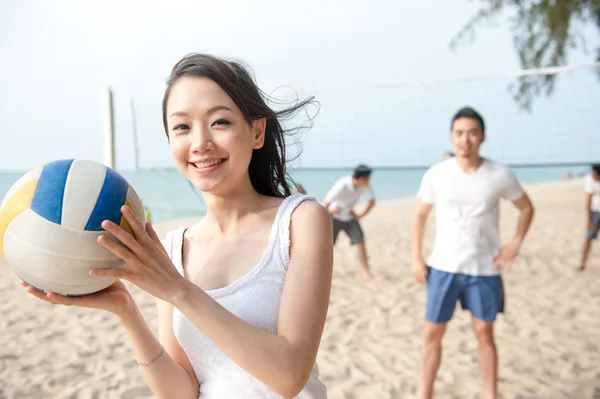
20, 280, 135, 319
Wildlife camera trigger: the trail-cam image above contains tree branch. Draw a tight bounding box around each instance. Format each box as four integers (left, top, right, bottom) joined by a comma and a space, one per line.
450, 0, 600, 111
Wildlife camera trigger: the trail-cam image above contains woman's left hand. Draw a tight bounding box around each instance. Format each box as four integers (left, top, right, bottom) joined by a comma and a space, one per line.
92, 205, 186, 303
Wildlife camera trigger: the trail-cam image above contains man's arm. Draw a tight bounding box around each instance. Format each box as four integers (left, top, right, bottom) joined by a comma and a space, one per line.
356, 199, 375, 219
354, 185, 376, 219
584, 176, 594, 227
586, 193, 593, 227
493, 193, 534, 269
498, 170, 535, 255
511, 193, 535, 246
322, 200, 340, 216
411, 200, 433, 284
411, 168, 436, 283
322, 180, 343, 215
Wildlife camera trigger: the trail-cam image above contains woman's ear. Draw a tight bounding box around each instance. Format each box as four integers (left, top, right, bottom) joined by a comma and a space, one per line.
252, 118, 267, 149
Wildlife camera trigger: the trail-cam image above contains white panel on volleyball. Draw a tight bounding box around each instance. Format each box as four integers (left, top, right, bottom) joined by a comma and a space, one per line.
61, 160, 108, 230
3, 209, 121, 295
0, 166, 42, 210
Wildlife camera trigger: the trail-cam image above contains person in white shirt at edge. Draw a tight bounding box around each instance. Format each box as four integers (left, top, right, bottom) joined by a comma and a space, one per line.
21, 53, 333, 399
411, 107, 535, 399
578, 164, 600, 270
322, 165, 376, 281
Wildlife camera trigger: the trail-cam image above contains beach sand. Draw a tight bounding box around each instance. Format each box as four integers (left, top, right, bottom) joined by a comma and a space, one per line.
1, 179, 599, 398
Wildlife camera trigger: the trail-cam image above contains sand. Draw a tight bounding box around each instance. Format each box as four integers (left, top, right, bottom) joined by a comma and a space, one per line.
1, 179, 599, 399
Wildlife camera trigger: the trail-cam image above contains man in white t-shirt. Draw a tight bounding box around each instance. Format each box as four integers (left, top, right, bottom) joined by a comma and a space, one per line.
323, 165, 376, 280
412, 107, 535, 399
578, 164, 600, 270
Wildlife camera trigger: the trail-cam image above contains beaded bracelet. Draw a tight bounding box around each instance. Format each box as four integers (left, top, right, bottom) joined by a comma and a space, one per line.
138, 346, 166, 367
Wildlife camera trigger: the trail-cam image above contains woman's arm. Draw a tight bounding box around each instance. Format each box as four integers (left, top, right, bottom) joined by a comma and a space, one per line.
170, 201, 333, 398
118, 297, 200, 399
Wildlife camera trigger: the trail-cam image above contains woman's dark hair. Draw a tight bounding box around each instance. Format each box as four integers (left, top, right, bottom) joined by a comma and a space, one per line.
162, 53, 317, 198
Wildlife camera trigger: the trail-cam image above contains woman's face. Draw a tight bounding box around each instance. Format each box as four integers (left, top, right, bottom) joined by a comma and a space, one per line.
165, 76, 265, 195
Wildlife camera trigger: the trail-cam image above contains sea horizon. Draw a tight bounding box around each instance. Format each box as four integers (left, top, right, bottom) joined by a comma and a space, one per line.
0, 163, 591, 224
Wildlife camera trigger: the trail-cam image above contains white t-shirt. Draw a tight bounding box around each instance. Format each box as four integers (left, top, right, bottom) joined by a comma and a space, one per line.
417, 158, 525, 276
584, 173, 600, 212
324, 176, 374, 222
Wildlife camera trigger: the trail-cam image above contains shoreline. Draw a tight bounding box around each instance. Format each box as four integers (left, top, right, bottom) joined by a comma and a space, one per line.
152, 177, 584, 236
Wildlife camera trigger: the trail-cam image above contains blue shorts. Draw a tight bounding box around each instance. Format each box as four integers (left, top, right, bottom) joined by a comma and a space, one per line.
586, 211, 600, 240
426, 267, 504, 323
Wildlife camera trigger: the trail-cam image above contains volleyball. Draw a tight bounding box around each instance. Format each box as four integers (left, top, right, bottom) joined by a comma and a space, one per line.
0, 159, 145, 296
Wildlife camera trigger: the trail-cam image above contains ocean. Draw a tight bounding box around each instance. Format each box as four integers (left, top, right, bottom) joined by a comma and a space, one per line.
0, 164, 589, 224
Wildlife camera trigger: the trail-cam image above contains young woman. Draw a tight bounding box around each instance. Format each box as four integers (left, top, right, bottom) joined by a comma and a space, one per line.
22, 53, 333, 399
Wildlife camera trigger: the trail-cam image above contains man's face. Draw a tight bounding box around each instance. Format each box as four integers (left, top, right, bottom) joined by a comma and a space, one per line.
354, 176, 370, 187
451, 117, 484, 158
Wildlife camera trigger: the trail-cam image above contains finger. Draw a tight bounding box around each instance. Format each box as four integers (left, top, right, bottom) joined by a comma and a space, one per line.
24, 285, 59, 305
121, 205, 148, 239
101, 220, 142, 253
46, 292, 77, 306
135, 220, 164, 255
145, 222, 163, 248
415, 272, 425, 285
45, 290, 108, 307
146, 222, 169, 256
45, 291, 101, 308
97, 234, 138, 263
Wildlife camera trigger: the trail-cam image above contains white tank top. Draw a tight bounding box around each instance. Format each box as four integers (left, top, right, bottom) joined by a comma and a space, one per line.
162, 194, 328, 399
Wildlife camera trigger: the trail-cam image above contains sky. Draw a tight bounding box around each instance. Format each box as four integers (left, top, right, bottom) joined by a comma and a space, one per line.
1, 0, 599, 172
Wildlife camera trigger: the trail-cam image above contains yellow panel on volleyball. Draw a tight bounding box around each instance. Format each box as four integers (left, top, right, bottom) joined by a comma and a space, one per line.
0, 167, 42, 258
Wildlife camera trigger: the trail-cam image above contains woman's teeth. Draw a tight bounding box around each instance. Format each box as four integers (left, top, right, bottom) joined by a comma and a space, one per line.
195, 159, 224, 168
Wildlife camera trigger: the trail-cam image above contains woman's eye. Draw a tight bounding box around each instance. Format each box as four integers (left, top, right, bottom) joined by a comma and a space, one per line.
173, 123, 189, 131
212, 119, 230, 126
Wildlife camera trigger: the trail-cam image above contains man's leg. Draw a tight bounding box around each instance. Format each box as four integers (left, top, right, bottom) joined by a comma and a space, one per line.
461, 275, 504, 399
472, 318, 498, 399
579, 239, 593, 270
347, 220, 373, 280
420, 268, 460, 399
331, 218, 342, 246
355, 244, 373, 280
580, 212, 600, 270
420, 322, 447, 399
